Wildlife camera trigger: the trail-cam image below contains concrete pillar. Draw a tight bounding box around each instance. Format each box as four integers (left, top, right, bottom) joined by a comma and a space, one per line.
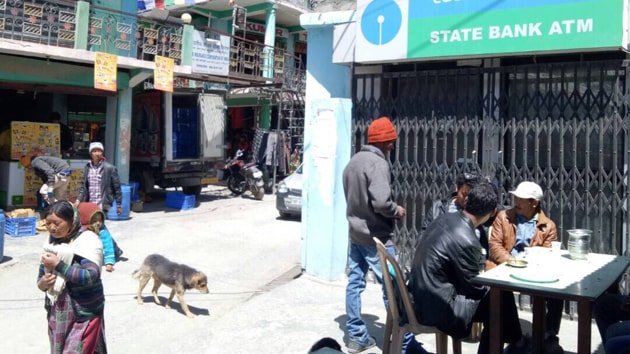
74, 1, 90, 50
258, 3, 278, 130
106, 87, 131, 184
302, 98, 352, 281
263, 3, 277, 81
300, 17, 353, 280
181, 24, 194, 67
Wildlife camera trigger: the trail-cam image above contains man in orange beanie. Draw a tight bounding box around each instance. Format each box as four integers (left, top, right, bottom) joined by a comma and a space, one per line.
342, 117, 427, 354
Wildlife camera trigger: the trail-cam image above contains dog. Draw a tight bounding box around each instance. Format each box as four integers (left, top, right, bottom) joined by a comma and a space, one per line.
132, 254, 209, 318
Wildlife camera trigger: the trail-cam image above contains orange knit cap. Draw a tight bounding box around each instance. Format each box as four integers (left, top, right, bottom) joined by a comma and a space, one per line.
367, 117, 397, 143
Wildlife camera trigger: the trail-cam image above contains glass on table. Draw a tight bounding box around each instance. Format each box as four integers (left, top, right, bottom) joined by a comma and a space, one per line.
551, 241, 562, 252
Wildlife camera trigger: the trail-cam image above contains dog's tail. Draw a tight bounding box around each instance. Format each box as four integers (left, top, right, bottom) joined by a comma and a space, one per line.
131, 269, 141, 279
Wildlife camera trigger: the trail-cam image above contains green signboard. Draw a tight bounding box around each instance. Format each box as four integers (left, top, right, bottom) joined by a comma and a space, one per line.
356, 0, 624, 62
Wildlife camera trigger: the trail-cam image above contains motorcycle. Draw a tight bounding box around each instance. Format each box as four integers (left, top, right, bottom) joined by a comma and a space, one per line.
224, 150, 265, 200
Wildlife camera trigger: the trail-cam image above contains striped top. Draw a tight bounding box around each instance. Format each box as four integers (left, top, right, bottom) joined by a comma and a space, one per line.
39, 256, 105, 321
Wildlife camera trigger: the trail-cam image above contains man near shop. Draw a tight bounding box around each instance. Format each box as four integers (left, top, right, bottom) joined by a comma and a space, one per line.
342, 117, 427, 354
20, 155, 71, 205
76, 142, 123, 216
409, 182, 532, 354
488, 181, 564, 354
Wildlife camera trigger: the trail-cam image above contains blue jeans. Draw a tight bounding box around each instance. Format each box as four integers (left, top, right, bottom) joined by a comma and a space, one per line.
605, 320, 630, 353
594, 293, 630, 342
345, 242, 418, 352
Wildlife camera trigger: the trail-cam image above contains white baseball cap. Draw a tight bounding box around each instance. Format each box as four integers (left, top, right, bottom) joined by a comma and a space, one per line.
509, 181, 543, 200
89, 142, 104, 154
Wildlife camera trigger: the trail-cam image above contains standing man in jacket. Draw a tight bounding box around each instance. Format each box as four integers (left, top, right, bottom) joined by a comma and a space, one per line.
409, 183, 531, 354
20, 155, 71, 205
76, 142, 122, 216
488, 181, 564, 353
342, 117, 427, 354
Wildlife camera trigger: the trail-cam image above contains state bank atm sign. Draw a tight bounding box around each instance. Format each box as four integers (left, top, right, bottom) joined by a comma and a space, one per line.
355, 0, 624, 63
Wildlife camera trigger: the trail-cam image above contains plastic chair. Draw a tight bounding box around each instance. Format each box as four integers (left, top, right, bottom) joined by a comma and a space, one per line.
373, 237, 462, 354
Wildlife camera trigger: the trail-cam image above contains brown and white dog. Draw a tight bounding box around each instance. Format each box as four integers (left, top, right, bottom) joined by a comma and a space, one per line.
132, 254, 209, 318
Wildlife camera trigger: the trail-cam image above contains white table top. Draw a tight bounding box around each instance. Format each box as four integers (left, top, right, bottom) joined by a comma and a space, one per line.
474, 248, 630, 301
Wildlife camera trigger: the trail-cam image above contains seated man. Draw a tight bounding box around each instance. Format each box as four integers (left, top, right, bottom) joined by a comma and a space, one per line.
604, 319, 630, 354
408, 183, 531, 354
421, 173, 489, 263
594, 293, 630, 346
488, 181, 564, 354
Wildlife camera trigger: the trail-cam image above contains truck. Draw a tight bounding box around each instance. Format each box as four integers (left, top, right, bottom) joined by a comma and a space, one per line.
130, 90, 225, 196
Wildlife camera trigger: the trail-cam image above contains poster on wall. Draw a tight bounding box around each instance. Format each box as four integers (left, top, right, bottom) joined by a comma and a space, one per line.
154, 55, 174, 92
94, 52, 118, 92
10, 121, 60, 160
355, 0, 624, 62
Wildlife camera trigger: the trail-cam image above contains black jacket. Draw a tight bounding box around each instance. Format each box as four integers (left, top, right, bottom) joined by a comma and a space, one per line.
408, 211, 488, 339
420, 195, 489, 255
77, 161, 122, 211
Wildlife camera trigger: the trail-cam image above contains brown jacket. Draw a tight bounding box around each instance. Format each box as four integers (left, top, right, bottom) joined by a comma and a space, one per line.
486, 208, 557, 270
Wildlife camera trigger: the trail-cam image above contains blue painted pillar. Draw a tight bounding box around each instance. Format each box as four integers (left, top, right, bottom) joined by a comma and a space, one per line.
300, 20, 352, 280
263, 3, 277, 81
181, 24, 194, 66
260, 4, 277, 129
302, 99, 352, 280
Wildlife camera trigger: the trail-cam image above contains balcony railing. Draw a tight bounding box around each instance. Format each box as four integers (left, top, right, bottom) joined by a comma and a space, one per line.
135, 22, 183, 64
229, 34, 305, 91
0, 0, 305, 91
89, 5, 183, 65
0, 0, 78, 48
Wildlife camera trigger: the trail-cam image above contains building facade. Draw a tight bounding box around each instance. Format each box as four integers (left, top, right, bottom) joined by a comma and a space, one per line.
301, 0, 630, 279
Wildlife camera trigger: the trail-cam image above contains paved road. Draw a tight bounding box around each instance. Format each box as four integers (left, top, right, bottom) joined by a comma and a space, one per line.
0, 186, 607, 353
0, 186, 302, 353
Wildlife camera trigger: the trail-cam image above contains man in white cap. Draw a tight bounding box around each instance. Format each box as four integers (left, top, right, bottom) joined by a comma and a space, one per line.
76, 142, 123, 216
488, 181, 564, 354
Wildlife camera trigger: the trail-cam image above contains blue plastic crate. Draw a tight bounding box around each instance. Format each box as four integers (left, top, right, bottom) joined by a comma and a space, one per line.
165, 192, 196, 210
5, 216, 37, 237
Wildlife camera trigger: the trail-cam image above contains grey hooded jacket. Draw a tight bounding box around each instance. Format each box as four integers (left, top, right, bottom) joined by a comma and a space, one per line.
342, 145, 399, 246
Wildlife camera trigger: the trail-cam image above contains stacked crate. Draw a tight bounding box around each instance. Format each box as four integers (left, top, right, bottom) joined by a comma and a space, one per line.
165, 192, 196, 210
5, 215, 37, 237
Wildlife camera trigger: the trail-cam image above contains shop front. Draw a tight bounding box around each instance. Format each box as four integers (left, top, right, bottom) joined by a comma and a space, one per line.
0, 54, 128, 210
298, 0, 630, 279
349, 0, 630, 263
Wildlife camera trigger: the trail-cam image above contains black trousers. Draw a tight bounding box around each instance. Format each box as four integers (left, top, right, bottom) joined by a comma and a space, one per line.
472, 290, 523, 354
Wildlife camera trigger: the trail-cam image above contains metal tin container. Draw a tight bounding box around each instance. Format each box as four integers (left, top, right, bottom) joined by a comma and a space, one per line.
567, 229, 592, 260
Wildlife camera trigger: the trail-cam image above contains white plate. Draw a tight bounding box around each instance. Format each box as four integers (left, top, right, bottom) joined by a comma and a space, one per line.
510, 268, 559, 283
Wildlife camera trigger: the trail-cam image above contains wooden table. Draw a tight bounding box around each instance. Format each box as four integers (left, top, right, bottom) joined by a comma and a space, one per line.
472, 249, 630, 354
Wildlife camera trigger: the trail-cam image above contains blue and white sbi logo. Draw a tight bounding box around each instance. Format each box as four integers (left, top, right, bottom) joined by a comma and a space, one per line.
360, 0, 402, 45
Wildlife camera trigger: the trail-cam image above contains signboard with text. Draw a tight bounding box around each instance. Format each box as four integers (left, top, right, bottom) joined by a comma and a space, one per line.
154, 55, 174, 92
191, 30, 230, 76
356, 0, 624, 62
94, 52, 117, 92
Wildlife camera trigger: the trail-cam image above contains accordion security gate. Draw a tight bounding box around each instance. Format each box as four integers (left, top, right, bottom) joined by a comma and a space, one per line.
353, 60, 630, 269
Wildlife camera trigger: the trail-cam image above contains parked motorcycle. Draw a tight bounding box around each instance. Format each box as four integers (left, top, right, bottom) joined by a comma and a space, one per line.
224, 150, 265, 200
